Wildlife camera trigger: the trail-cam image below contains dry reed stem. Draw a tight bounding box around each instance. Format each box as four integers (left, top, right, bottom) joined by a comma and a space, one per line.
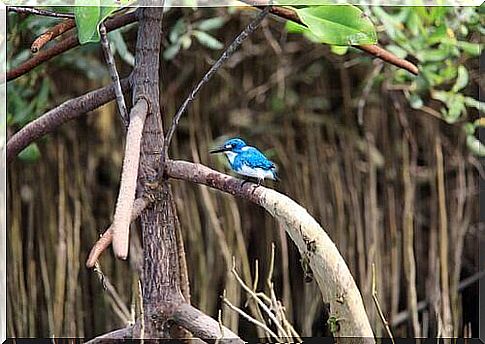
111, 99, 148, 259
402, 140, 421, 337
435, 137, 453, 337
372, 263, 395, 344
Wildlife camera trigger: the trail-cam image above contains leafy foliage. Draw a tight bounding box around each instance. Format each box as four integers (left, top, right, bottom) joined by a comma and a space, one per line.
372, 7, 483, 122
286, 5, 377, 45
164, 16, 226, 60
73, 0, 133, 44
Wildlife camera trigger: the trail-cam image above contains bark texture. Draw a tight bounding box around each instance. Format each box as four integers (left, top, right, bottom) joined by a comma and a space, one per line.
131, 6, 184, 338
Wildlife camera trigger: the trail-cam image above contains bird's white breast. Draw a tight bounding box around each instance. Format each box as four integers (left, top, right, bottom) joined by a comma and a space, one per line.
237, 165, 276, 180
224, 151, 237, 164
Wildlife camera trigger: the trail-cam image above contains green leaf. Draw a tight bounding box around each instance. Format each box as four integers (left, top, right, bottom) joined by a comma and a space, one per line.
169, 19, 187, 43
294, 5, 377, 45
194, 17, 226, 31
163, 43, 181, 60
285, 20, 322, 43
466, 135, 485, 157
456, 41, 481, 56
408, 94, 423, 109
108, 30, 135, 66
385, 44, 408, 59
330, 45, 348, 55
74, 0, 131, 44
285, 20, 308, 34
451, 65, 468, 92
416, 46, 450, 62
74, 2, 101, 44
464, 97, 485, 112
193, 30, 224, 50
276, 0, 332, 5
18, 143, 41, 163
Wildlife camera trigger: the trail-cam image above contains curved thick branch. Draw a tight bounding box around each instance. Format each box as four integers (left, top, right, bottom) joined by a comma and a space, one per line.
166, 160, 374, 338
171, 303, 244, 343
85, 325, 134, 344
6, 77, 131, 164
6, 12, 137, 82
246, 1, 419, 75
111, 99, 149, 259
85, 159, 374, 338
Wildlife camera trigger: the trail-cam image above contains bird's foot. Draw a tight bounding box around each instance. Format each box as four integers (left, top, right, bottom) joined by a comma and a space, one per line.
241, 179, 252, 187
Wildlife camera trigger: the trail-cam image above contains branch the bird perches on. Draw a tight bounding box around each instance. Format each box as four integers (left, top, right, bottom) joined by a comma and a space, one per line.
86, 160, 375, 339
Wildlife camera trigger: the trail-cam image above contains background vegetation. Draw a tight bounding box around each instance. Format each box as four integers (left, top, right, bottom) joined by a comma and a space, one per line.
6, 5, 483, 339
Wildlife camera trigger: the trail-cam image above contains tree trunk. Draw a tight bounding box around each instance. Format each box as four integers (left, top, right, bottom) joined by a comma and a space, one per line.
131, 6, 183, 338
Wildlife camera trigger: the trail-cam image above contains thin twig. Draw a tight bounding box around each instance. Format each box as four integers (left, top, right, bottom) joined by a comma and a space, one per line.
357, 60, 383, 125
162, 5, 271, 165
372, 263, 395, 344
93, 262, 132, 324
230, 257, 289, 338
100, 23, 129, 128
8, 6, 74, 19
222, 292, 280, 341
5, 12, 137, 82
31, 19, 76, 53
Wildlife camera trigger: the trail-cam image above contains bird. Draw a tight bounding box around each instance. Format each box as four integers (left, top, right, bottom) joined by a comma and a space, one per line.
210, 138, 278, 185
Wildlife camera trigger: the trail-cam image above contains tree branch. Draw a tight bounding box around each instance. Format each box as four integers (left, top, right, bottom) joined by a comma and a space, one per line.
85, 325, 134, 344
83, 159, 373, 337
100, 23, 129, 128
245, 1, 419, 75
165, 160, 374, 338
163, 6, 271, 164
111, 99, 149, 259
86, 197, 149, 268
8, 6, 74, 19
6, 77, 131, 164
171, 303, 244, 343
31, 19, 76, 53
5, 12, 138, 82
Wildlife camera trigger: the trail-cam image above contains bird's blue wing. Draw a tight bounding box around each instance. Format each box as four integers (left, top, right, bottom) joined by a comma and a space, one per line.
235, 147, 275, 170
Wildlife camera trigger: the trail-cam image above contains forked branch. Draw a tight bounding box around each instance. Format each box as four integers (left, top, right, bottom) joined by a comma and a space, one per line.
85, 159, 374, 338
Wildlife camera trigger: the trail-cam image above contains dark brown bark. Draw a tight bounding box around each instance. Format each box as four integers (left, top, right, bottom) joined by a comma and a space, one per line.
131, 6, 183, 338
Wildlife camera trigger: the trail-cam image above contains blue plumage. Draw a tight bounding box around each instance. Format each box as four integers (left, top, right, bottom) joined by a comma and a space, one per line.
210, 138, 278, 183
